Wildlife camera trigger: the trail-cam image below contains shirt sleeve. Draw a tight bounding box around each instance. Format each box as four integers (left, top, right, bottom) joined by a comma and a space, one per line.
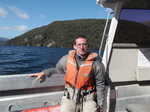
93, 58, 106, 107
42, 55, 68, 75
56, 55, 68, 74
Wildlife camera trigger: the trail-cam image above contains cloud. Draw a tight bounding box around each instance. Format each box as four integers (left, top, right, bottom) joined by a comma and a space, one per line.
15, 25, 28, 31
0, 8, 8, 17
8, 6, 29, 19
0, 25, 28, 31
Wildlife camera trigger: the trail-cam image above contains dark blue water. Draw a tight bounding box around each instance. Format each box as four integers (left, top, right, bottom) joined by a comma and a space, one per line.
0, 46, 71, 75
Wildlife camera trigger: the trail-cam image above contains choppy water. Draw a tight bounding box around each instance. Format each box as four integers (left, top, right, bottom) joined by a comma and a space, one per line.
0, 46, 70, 75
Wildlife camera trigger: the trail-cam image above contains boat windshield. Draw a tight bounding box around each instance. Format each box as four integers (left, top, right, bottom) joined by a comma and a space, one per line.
114, 8, 150, 46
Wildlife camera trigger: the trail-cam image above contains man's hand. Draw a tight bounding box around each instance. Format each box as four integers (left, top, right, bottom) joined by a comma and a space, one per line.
29, 72, 46, 81
97, 105, 103, 112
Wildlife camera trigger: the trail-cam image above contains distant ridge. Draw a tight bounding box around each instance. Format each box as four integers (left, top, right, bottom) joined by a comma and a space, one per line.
6, 19, 107, 49
0, 37, 9, 45
0, 37, 8, 41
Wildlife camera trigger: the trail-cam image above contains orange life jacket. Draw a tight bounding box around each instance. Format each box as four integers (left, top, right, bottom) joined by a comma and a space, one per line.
64, 50, 98, 90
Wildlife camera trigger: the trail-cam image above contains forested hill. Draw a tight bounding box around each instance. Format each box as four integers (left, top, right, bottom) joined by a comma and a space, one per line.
6, 19, 107, 49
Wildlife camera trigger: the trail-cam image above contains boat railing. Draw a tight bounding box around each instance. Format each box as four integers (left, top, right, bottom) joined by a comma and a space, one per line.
0, 74, 64, 112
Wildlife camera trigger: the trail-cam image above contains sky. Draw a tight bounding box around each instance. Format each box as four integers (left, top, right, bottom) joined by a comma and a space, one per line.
0, 0, 108, 39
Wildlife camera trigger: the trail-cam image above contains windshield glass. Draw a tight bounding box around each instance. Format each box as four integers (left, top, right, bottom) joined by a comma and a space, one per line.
114, 9, 150, 46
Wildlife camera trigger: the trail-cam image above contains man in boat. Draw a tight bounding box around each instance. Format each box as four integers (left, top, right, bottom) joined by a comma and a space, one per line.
30, 36, 105, 112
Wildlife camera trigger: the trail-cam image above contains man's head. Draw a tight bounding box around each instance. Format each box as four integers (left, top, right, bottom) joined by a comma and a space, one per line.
73, 36, 89, 56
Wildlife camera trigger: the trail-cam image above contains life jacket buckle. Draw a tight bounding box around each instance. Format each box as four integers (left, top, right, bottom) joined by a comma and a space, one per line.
82, 89, 95, 96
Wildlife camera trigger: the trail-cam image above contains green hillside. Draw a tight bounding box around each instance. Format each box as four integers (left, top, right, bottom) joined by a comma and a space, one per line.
6, 19, 107, 49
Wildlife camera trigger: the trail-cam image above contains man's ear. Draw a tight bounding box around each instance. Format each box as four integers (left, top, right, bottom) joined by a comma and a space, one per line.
73, 45, 77, 49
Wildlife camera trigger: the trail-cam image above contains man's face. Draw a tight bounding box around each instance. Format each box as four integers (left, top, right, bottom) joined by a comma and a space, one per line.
73, 38, 88, 56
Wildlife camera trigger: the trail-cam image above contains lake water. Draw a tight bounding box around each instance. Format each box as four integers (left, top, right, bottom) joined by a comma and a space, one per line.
0, 46, 99, 75
0, 46, 71, 75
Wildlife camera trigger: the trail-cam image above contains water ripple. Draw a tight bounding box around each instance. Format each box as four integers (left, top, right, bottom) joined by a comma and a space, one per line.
0, 46, 70, 75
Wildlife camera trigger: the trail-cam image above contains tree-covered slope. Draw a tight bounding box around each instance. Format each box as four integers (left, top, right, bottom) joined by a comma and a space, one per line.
6, 19, 107, 49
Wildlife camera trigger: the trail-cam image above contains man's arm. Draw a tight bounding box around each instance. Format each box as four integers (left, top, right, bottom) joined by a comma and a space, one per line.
55, 55, 67, 74
42, 55, 68, 75
93, 59, 106, 108
30, 55, 68, 79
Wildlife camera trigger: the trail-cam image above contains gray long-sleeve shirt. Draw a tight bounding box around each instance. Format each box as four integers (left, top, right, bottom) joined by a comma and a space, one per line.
43, 53, 105, 107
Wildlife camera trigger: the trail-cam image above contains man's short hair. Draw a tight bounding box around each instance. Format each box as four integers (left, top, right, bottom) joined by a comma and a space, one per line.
73, 35, 88, 45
